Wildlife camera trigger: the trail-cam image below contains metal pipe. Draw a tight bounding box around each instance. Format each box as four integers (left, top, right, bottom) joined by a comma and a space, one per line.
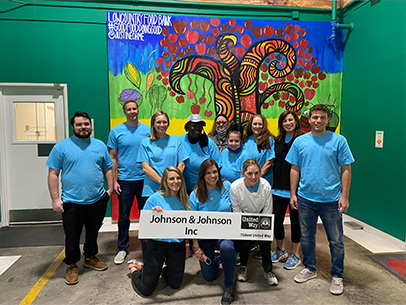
328, 0, 354, 41
339, 23, 354, 31
332, 0, 337, 21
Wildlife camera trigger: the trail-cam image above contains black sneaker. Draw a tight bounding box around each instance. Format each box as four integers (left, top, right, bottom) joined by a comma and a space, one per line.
221, 286, 233, 305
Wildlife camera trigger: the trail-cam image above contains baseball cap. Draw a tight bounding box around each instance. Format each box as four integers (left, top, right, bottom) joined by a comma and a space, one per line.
186, 114, 206, 126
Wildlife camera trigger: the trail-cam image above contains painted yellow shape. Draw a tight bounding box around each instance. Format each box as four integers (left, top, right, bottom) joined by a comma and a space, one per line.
20, 248, 65, 305
110, 118, 214, 137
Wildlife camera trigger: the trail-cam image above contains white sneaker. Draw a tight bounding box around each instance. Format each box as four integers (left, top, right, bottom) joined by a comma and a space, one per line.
294, 268, 317, 283
264, 271, 278, 286
238, 266, 247, 282
330, 277, 344, 295
114, 250, 127, 265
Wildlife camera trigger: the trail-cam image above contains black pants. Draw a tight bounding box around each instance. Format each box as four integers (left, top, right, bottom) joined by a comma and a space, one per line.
273, 194, 301, 243
240, 240, 272, 273
131, 240, 185, 296
62, 192, 109, 265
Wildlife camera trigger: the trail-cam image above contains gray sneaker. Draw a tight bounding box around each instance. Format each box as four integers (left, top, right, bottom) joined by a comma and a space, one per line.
330, 277, 344, 295
294, 268, 317, 283
264, 271, 278, 286
114, 250, 127, 265
238, 266, 247, 282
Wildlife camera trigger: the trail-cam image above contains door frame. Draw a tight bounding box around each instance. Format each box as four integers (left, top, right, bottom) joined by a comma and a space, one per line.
0, 83, 69, 227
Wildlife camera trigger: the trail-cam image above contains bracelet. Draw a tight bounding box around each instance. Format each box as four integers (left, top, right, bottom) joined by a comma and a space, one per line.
193, 247, 201, 254
185, 243, 190, 247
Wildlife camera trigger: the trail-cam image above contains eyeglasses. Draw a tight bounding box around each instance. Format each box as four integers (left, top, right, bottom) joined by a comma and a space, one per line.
216, 121, 227, 126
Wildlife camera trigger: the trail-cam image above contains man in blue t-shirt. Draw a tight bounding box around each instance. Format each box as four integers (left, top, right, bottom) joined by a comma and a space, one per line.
286, 104, 355, 296
107, 100, 150, 265
46, 111, 114, 285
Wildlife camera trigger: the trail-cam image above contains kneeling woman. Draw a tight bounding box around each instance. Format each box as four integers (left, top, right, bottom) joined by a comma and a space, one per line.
129, 166, 189, 297
230, 158, 278, 286
190, 159, 235, 305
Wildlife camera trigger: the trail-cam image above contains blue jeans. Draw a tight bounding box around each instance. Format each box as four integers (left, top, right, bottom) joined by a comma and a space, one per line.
198, 239, 235, 288
117, 180, 147, 252
297, 195, 344, 279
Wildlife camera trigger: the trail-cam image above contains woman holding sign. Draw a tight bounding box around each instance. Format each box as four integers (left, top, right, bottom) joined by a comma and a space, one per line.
189, 159, 235, 305
230, 158, 278, 286
128, 166, 189, 297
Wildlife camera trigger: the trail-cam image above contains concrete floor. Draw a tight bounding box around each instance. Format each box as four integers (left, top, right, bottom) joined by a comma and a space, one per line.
1, 223, 406, 305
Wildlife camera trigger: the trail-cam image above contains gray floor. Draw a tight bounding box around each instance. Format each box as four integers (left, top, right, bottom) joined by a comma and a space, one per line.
1, 226, 406, 305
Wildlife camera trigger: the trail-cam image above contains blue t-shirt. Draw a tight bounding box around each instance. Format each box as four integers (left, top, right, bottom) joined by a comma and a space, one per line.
107, 122, 150, 181
46, 137, 114, 204
137, 135, 188, 197
272, 135, 294, 199
285, 131, 355, 202
179, 134, 220, 191
143, 192, 185, 243
189, 181, 231, 212
218, 149, 250, 183
247, 180, 260, 193
243, 135, 275, 185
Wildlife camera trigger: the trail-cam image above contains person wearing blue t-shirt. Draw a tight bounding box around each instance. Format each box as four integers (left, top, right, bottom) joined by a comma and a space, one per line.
190, 159, 235, 305
218, 123, 250, 183
107, 100, 150, 265
271, 110, 304, 270
128, 166, 189, 297
286, 104, 355, 296
46, 111, 114, 285
179, 114, 219, 193
243, 114, 275, 186
137, 111, 188, 198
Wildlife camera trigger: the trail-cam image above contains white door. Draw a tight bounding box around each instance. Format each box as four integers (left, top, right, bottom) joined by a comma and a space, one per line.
0, 83, 68, 226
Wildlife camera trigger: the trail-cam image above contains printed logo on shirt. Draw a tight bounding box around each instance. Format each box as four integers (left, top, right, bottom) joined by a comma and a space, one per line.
91, 150, 100, 154
323, 146, 333, 151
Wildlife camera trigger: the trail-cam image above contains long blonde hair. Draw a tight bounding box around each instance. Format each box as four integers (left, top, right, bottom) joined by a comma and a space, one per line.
159, 166, 189, 210
150, 111, 170, 141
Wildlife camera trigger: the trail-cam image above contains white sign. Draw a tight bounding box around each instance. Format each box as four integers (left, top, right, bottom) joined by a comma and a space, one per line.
107, 12, 172, 41
375, 130, 384, 148
139, 210, 274, 241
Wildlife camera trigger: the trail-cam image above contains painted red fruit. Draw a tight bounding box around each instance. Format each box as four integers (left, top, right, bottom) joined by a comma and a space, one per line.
191, 104, 200, 114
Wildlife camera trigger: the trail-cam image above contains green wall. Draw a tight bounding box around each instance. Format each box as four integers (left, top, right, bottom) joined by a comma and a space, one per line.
341, 1, 406, 241
0, 0, 331, 218
2, 1, 405, 241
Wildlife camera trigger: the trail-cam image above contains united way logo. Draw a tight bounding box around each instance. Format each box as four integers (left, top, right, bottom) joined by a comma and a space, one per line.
241, 215, 272, 230
260, 217, 271, 229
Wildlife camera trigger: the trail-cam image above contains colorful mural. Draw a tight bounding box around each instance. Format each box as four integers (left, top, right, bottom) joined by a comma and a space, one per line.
107, 12, 343, 134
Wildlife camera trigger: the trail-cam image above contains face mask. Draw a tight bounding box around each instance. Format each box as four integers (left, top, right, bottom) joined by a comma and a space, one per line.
228, 146, 242, 154
216, 128, 228, 136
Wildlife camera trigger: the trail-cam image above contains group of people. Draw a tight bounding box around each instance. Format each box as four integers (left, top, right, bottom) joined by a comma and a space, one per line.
46, 99, 354, 305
